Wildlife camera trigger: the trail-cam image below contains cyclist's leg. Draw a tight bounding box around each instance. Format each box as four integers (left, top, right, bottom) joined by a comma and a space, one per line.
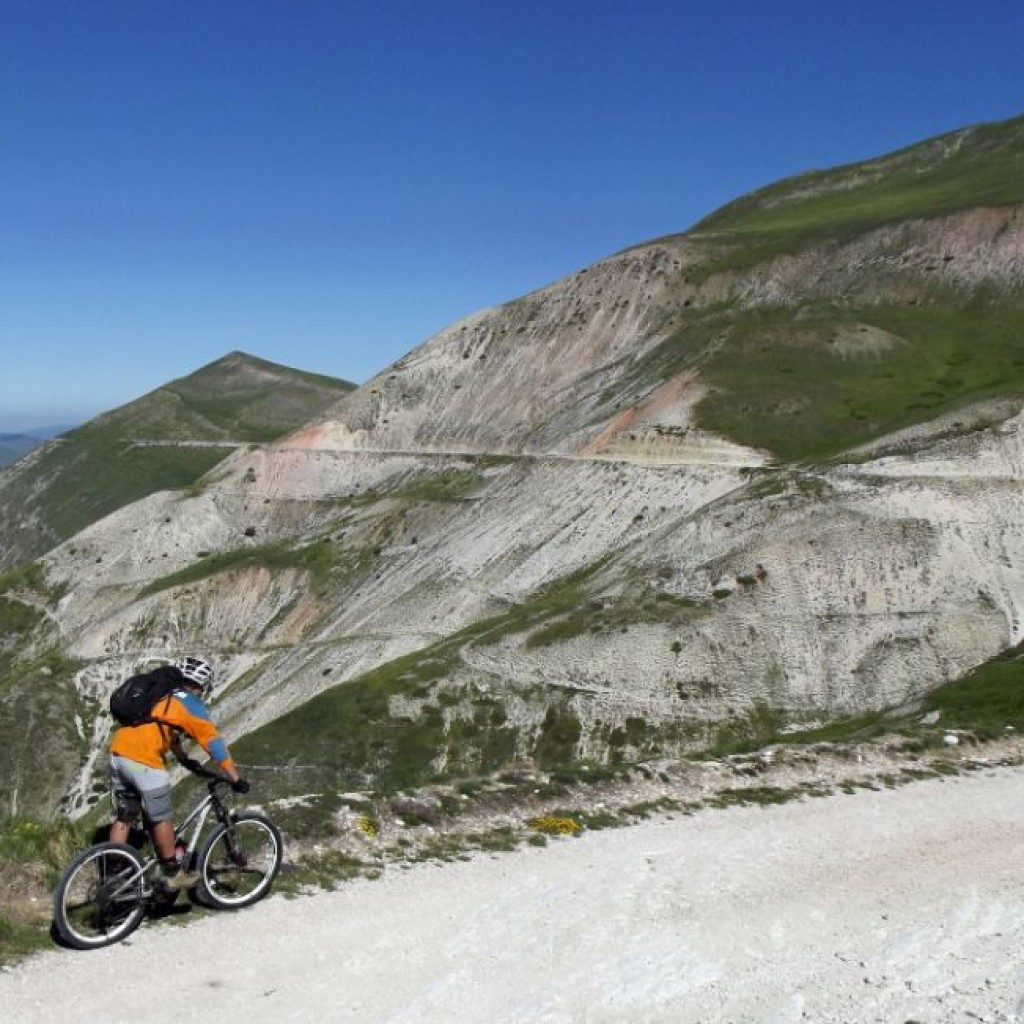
150, 819, 176, 861
108, 754, 143, 845
110, 756, 175, 858
128, 764, 200, 889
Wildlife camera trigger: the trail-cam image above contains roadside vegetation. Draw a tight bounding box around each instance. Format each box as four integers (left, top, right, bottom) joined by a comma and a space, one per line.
231, 558, 643, 797
0, 563, 91, 842
236, 626, 1024, 826
0, 817, 85, 965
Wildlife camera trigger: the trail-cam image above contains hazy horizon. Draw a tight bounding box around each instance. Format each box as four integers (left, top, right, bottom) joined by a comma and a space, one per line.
0, 412, 95, 435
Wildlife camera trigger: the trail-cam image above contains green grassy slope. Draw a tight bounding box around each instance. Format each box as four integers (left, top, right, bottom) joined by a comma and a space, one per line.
93, 350, 355, 442
0, 565, 86, 821
688, 114, 1024, 268
636, 303, 1024, 462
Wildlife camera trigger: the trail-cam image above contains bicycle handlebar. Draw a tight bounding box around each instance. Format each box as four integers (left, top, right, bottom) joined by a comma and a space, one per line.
178, 757, 232, 786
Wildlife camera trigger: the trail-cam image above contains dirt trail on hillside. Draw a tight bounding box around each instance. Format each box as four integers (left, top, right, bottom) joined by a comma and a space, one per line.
4, 768, 1024, 1023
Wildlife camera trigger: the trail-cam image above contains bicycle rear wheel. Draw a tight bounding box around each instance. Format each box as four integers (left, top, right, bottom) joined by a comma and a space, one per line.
53, 842, 148, 949
196, 812, 282, 909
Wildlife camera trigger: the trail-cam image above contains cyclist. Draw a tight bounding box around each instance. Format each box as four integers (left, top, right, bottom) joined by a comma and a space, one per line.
108, 655, 249, 891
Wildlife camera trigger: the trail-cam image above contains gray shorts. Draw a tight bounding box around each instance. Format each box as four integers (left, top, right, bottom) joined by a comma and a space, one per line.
109, 755, 173, 824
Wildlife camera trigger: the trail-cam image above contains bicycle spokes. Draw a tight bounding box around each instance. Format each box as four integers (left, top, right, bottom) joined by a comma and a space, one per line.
199, 816, 280, 906
56, 846, 148, 948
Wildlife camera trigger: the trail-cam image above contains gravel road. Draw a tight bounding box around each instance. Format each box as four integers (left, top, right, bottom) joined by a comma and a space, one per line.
4, 766, 1024, 1023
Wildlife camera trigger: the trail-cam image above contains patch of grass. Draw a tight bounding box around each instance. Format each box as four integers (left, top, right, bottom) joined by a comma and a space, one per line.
708, 786, 803, 808
573, 809, 628, 830
237, 669, 596, 804
397, 825, 524, 863
391, 470, 486, 503
0, 563, 48, 595
525, 592, 704, 649
0, 564, 64, 667
0, 816, 89, 965
920, 645, 1024, 739
32, 430, 231, 541
139, 539, 346, 598
464, 560, 611, 649
270, 792, 344, 841
276, 850, 374, 895
704, 704, 788, 757
773, 711, 895, 747
0, 597, 42, 636
405, 834, 473, 863
533, 707, 583, 766
616, 277, 1024, 464
2, 815, 89, 883
0, 914, 52, 966
692, 305, 1024, 462
234, 642, 512, 798
0, 654, 90, 821
468, 825, 520, 853
0, 817, 82, 872
621, 797, 685, 819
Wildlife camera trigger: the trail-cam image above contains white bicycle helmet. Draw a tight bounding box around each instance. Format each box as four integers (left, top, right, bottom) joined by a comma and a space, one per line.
174, 655, 215, 699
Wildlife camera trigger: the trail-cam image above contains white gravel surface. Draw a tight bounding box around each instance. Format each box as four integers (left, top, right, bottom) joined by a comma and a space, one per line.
4, 767, 1024, 1024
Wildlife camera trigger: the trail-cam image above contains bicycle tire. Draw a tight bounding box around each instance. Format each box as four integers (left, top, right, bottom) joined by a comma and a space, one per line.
195, 812, 282, 910
53, 842, 148, 950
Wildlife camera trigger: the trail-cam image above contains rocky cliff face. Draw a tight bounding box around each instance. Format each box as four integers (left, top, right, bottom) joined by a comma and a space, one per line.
3, 114, 1024, 819
34, 383, 1022, 816
302, 204, 1023, 464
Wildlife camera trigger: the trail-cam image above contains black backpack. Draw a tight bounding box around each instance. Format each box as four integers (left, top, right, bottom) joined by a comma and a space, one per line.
109, 666, 184, 727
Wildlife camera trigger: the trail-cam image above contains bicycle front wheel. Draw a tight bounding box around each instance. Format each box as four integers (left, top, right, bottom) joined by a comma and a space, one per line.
53, 842, 148, 950
196, 812, 282, 910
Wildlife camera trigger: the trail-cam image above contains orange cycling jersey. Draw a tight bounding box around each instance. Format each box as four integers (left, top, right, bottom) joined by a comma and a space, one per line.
110, 688, 236, 772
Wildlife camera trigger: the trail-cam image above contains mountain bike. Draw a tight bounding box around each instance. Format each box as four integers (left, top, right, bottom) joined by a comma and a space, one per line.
52, 768, 283, 950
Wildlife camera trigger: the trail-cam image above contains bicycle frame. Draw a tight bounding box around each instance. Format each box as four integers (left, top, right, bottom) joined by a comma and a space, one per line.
102, 781, 235, 902
176, 783, 234, 864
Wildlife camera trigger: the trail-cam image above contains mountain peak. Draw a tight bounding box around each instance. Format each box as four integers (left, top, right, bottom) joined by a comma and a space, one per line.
0, 354, 356, 570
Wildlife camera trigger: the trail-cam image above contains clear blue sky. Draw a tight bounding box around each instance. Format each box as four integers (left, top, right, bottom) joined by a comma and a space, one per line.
2, 1, 1022, 430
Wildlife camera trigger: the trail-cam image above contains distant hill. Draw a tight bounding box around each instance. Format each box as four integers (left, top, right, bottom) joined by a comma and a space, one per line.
0, 352, 356, 569
22, 425, 75, 440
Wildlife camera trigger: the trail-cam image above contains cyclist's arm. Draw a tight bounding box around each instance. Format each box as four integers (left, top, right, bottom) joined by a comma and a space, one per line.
164, 693, 241, 782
